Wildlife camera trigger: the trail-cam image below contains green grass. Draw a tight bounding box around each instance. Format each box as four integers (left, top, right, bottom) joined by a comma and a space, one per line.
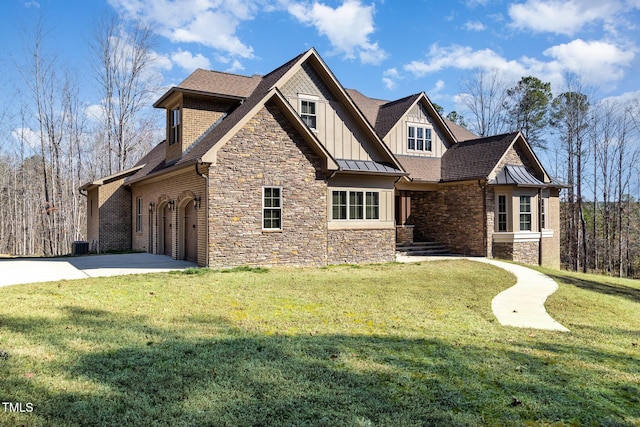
0, 260, 638, 426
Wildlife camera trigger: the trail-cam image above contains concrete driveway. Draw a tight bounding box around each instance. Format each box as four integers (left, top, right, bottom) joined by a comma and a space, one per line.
0, 253, 197, 287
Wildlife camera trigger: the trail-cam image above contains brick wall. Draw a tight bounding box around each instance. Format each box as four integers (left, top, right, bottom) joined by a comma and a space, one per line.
208, 102, 329, 268
131, 170, 207, 265
97, 177, 132, 252
410, 183, 486, 256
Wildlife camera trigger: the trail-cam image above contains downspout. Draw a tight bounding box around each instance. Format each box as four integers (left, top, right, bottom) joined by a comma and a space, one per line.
196, 160, 210, 267
538, 187, 543, 266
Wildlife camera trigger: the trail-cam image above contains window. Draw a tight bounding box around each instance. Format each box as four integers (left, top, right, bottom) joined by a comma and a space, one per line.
519, 195, 532, 231
408, 126, 416, 150
366, 192, 379, 220
541, 197, 547, 229
301, 100, 317, 129
497, 195, 507, 232
332, 190, 380, 220
332, 191, 347, 220
263, 187, 282, 230
136, 197, 143, 233
170, 107, 181, 145
407, 125, 432, 151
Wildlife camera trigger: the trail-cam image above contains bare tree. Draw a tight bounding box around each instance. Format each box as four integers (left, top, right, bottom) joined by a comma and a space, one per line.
91, 13, 159, 174
458, 68, 510, 137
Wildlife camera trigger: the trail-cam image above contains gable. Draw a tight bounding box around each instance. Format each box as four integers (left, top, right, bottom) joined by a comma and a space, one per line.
382, 101, 451, 158
279, 62, 390, 164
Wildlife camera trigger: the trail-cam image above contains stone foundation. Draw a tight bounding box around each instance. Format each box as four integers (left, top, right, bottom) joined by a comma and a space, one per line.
493, 241, 539, 265
328, 228, 395, 264
396, 225, 415, 246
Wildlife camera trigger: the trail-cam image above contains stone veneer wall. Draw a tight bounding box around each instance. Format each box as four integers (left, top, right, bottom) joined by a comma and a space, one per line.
208, 102, 329, 268
396, 225, 415, 246
328, 229, 395, 264
410, 183, 486, 256
494, 241, 539, 264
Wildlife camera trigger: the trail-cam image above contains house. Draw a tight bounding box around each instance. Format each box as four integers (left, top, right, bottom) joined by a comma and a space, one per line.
80, 48, 565, 269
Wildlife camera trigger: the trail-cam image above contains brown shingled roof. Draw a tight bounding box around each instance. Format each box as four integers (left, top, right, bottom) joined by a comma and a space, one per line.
375, 94, 422, 139
441, 132, 518, 182
395, 155, 441, 182
345, 89, 385, 126
177, 69, 262, 98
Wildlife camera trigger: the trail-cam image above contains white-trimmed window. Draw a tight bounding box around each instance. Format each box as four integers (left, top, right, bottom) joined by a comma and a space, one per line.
170, 107, 181, 145
541, 196, 547, 229
332, 190, 380, 220
408, 125, 432, 152
263, 187, 282, 230
136, 197, 143, 233
299, 95, 318, 130
497, 195, 507, 232
519, 195, 532, 231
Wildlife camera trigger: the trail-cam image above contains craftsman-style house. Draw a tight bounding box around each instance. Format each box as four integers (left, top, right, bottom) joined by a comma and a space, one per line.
80, 48, 564, 269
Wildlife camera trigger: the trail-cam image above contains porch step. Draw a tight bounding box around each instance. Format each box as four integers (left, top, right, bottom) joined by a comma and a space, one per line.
396, 241, 451, 256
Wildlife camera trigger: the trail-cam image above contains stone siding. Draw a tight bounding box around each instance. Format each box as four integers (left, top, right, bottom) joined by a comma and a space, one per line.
328, 229, 395, 264
410, 183, 486, 256
494, 240, 539, 264
208, 102, 328, 268
396, 225, 415, 246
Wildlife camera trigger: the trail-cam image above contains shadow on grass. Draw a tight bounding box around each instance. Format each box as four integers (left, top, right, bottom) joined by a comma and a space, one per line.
1, 307, 639, 426
545, 272, 640, 304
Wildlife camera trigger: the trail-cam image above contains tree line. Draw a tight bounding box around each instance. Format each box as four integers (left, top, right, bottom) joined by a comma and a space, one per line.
0, 16, 158, 257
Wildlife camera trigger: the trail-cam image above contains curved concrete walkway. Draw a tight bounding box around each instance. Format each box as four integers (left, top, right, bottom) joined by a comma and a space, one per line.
396, 255, 569, 332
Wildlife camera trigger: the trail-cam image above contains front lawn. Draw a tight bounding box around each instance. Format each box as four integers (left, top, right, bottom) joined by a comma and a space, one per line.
0, 260, 638, 426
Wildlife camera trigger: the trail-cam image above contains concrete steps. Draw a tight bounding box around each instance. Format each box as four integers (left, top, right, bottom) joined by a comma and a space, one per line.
396, 240, 450, 257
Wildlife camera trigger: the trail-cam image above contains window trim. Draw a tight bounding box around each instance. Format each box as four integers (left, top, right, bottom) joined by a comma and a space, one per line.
331, 190, 380, 221
407, 124, 433, 152
262, 186, 283, 231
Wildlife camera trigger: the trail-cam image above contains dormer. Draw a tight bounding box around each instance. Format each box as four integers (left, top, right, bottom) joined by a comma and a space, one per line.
153, 70, 262, 162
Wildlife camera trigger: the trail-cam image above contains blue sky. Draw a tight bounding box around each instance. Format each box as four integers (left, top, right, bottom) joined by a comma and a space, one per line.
2, 0, 639, 117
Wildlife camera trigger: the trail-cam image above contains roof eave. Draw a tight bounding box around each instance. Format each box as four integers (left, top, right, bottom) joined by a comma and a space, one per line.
153, 87, 246, 108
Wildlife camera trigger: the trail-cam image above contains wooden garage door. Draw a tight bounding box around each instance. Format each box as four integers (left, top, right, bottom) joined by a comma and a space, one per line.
183, 199, 197, 262
163, 204, 172, 256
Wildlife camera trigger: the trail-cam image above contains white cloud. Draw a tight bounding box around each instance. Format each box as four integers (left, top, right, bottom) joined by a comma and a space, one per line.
288, 0, 388, 65
464, 21, 486, 31
171, 50, 212, 71
402, 40, 635, 92
404, 44, 526, 77
382, 67, 401, 90
107, 0, 257, 58
11, 128, 40, 151
508, 0, 624, 35
543, 39, 635, 82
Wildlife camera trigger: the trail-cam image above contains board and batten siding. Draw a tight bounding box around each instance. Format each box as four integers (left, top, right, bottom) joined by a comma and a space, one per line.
383, 103, 448, 157
280, 63, 380, 162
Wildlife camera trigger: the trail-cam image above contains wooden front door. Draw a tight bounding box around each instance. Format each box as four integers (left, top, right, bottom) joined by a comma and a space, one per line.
163, 204, 172, 256
183, 200, 197, 262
